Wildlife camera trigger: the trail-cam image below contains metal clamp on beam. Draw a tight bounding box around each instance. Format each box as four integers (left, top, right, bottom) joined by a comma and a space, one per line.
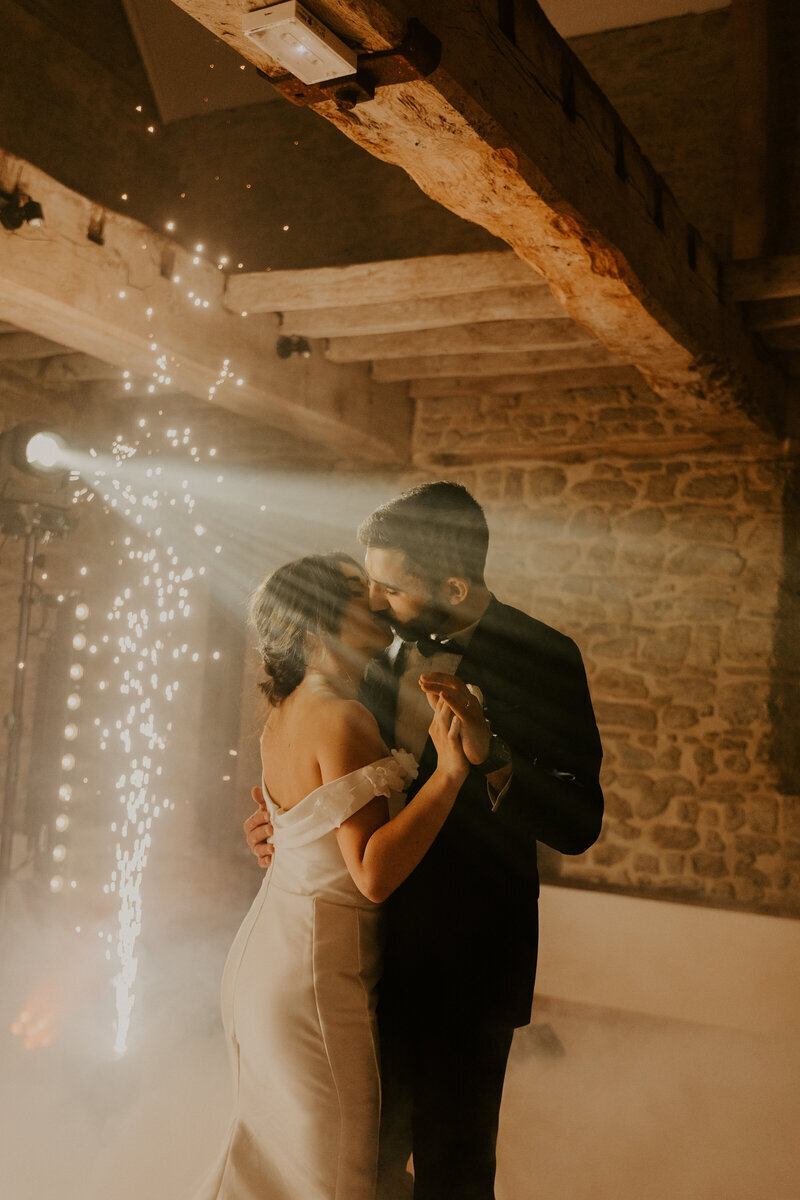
262, 19, 442, 110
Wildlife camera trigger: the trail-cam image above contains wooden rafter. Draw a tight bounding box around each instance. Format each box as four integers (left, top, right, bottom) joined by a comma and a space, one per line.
326, 318, 595, 363
278, 284, 565, 338
170, 0, 787, 435
0, 151, 411, 461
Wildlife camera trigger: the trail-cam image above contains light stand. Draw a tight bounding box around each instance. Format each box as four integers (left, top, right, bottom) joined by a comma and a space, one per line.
0, 517, 39, 884
0, 422, 75, 896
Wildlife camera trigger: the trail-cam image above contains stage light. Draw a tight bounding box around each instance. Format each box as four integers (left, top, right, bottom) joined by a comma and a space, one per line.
0, 422, 69, 481
242, 2, 357, 84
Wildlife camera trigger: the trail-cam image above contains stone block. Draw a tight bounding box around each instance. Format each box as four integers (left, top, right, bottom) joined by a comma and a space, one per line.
571, 480, 638, 504
718, 682, 767, 726
655, 746, 682, 770
619, 507, 666, 536
662, 704, 700, 730
641, 627, 691, 666
594, 701, 657, 730
723, 802, 747, 831
664, 853, 685, 874
525, 466, 567, 499
619, 743, 655, 769
705, 830, 726, 852
682, 472, 739, 500
593, 843, 629, 866
619, 539, 667, 573
669, 545, 744, 576
679, 800, 700, 824
530, 542, 581, 573
693, 746, 717, 776
735, 834, 781, 857
633, 853, 660, 873
691, 852, 728, 877
671, 511, 738, 544
586, 539, 617, 571
723, 752, 751, 774
721, 619, 774, 662
594, 668, 649, 698
748, 806, 777, 844
503, 468, 525, 501
709, 881, 737, 902
611, 823, 642, 841
593, 636, 639, 659
646, 474, 678, 502
604, 791, 634, 821
786, 799, 800, 839
685, 624, 721, 668
653, 825, 700, 850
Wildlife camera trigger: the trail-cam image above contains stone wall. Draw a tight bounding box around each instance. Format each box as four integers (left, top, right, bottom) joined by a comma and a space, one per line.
412, 383, 799, 917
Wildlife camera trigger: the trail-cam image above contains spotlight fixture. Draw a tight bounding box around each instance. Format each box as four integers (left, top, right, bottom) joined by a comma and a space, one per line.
0, 422, 68, 480
276, 335, 312, 359
0, 188, 44, 231
243, 2, 358, 85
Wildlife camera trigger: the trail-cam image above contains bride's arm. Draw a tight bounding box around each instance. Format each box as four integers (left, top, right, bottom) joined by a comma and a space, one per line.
328, 698, 468, 904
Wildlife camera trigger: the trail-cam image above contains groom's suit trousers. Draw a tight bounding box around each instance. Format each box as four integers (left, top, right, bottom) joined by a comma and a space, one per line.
377, 1000, 514, 1200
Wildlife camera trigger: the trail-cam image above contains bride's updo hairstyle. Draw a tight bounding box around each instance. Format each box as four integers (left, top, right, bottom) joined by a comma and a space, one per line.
249, 553, 361, 704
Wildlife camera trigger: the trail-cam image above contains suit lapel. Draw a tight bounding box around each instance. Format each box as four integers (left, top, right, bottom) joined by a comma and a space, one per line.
360, 637, 404, 748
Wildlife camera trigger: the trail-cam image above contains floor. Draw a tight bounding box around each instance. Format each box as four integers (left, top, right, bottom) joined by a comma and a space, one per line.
2, 866, 798, 1200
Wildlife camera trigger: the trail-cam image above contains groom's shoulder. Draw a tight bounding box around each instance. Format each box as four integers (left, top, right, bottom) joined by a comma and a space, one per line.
481, 595, 579, 658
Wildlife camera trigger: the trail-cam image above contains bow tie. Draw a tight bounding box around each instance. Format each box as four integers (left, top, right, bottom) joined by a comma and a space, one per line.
410, 635, 454, 659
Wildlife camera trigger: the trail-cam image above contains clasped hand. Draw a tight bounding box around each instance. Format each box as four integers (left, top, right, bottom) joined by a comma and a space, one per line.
419, 672, 491, 766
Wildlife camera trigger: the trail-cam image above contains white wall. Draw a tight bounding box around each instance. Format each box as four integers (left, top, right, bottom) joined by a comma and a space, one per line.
537, 884, 800, 1035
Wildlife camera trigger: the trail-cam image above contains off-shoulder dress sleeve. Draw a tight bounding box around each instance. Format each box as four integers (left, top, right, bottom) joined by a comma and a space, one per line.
269, 750, 418, 849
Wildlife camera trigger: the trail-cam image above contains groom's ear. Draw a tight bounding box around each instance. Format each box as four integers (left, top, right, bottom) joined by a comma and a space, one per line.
443, 576, 470, 606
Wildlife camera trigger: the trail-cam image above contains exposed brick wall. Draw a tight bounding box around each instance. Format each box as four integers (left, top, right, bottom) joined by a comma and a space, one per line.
413, 383, 799, 917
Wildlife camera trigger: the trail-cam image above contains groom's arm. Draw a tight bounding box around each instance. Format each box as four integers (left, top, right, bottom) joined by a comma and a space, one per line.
486, 635, 603, 859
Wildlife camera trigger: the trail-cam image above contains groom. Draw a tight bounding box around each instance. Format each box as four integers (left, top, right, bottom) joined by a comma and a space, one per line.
245, 482, 603, 1199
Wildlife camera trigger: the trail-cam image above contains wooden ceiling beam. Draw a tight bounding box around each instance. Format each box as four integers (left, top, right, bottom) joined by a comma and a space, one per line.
0, 332, 68, 360
280, 284, 565, 339
225, 250, 538, 313
5, 353, 131, 385
0, 151, 411, 462
372, 346, 619, 383
744, 296, 800, 331
410, 366, 642, 397
171, 0, 786, 434
728, 254, 800, 301
326, 318, 594, 362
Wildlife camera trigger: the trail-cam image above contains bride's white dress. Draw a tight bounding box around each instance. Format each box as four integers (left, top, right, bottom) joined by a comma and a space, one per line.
188, 750, 417, 1200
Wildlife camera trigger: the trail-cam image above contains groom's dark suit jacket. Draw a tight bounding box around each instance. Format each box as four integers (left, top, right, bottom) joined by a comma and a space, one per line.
360, 596, 603, 1030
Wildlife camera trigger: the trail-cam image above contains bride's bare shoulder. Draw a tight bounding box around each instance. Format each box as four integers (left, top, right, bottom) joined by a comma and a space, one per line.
315, 695, 387, 777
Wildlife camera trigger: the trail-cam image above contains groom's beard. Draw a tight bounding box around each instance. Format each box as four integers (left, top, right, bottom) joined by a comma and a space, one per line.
373, 602, 446, 643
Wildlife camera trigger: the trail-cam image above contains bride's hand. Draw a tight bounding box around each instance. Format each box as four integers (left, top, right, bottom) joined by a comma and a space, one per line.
244, 786, 275, 869
428, 695, 470, 786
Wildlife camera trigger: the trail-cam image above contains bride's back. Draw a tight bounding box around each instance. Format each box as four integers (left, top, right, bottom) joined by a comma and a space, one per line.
259, 674, 357, 812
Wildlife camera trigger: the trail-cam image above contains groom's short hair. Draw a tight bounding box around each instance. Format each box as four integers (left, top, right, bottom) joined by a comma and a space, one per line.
358, 481, 489, 585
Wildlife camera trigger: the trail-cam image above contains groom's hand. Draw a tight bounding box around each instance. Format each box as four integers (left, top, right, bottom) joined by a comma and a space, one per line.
244, 786, 274, 869
418, 673, 491, 766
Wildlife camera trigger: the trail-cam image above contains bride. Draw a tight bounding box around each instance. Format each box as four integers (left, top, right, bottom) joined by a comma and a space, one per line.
188, 553, 468, 1200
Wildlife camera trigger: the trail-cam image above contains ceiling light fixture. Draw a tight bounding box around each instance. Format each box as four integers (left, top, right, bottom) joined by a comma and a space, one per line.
243, 2, 358, 85
0, 189, 44, 231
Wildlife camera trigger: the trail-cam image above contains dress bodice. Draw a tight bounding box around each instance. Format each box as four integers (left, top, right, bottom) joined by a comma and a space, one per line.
262, 750, 418, 906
